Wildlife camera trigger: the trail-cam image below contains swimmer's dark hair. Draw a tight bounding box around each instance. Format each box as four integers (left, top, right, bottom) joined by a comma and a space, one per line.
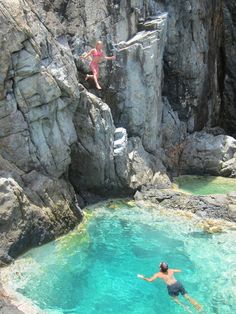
160, 262, 168, 272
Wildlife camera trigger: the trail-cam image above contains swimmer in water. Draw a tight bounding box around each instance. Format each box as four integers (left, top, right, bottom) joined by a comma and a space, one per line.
80, 40, 116, 90
137, 262, 202, 313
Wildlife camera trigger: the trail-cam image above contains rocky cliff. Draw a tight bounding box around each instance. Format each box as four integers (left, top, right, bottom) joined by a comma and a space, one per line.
0, 0, 236, 264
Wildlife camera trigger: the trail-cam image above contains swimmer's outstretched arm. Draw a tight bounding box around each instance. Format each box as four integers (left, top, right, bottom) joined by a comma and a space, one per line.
172, 269, 181, 272
137, 273, 160, 282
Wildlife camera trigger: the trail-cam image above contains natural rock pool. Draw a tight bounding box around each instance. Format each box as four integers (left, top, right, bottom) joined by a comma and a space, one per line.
174, 176, 236, 195
1, 201, 236, 314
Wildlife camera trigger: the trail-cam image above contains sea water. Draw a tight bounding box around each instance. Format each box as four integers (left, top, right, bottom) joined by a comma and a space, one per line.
174, 176, 236, 195
2, 202, 236, 314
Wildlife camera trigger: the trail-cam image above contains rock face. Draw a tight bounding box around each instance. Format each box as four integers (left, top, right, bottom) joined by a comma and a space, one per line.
69, 84, 169, 196
110, 15, 167, 153
222, 0, 236, 133
68, 11, 171, 196
0, 0, 236, 264
69, 86, 118, 194
0, 0, 82, 264
161, 0, 223, 131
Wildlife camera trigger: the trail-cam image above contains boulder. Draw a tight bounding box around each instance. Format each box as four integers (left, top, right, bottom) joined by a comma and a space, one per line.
179, 131, 236, 175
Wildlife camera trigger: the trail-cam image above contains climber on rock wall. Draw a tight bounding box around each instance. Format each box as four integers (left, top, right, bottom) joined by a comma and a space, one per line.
80, 41, 116, 90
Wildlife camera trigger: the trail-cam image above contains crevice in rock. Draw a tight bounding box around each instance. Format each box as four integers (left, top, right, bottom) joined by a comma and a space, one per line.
190, 20, 194, 42
59, 0, 71, 21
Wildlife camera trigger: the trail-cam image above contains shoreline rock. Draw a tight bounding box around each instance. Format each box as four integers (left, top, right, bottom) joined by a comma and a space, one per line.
0, 173, 83, 267
134, 185, 236, 222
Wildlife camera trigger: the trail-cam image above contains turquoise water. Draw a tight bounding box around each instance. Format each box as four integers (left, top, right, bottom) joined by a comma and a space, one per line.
3, 202, 236, 314
174, 176, 236, 195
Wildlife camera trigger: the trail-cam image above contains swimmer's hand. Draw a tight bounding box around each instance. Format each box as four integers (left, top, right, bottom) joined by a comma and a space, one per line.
137, 274, 144, 279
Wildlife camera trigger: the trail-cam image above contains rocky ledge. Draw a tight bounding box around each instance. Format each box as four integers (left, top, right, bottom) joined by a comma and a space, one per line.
134, 185, 236, 222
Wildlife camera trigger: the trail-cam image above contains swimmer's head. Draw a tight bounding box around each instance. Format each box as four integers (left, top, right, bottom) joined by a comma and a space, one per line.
96, 41, 103, 49
159, 262, 168, 272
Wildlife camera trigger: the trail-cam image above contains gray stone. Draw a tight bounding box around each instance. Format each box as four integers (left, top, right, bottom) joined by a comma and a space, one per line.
0, 0, 83, 265
127, 137, 168, 189
179, 131, 236, 175
161, 0, 223, 131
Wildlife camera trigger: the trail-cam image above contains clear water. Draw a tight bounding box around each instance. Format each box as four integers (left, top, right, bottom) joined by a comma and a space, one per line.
173, 175, 236, 195
3, 202, 236, 314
